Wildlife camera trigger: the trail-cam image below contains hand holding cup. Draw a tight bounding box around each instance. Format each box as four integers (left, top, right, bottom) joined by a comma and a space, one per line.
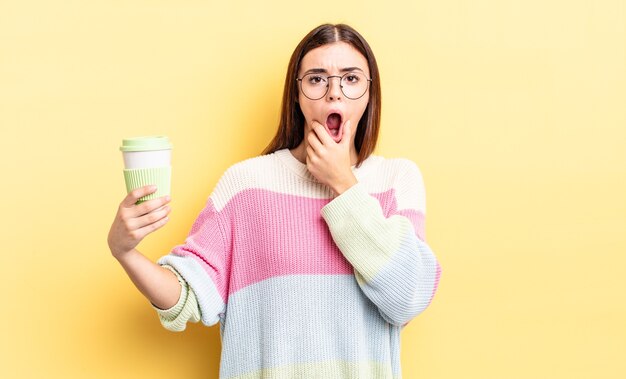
107, 185, 172, 259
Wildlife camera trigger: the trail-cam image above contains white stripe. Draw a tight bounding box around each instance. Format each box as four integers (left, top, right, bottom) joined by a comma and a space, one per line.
209, 149, 426, 214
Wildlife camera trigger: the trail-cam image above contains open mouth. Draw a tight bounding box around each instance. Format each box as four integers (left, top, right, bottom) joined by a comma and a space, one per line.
325, 113, 343, 142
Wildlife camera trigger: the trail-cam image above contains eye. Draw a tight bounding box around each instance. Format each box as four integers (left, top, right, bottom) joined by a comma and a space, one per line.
345, 74, 361, 83
307, 75, 326, 85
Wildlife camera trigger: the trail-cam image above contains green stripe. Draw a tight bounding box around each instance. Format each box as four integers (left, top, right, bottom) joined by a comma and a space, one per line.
321, 183, 410, 283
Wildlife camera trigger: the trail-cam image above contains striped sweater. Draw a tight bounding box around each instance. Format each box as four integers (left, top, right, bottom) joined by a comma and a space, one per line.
153, 148, 442, 379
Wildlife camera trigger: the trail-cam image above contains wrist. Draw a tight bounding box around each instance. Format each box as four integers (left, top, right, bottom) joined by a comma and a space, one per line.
331, 173, 358, 195
112, 247, 138, 263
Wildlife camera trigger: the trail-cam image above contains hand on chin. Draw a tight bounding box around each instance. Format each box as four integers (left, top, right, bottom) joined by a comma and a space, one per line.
305, 120, 357, 195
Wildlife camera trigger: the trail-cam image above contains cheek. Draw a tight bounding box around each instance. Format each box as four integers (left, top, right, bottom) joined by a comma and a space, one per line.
352, 99, 369, 123
298, 97, 315, 120
298, 99, 314, 132
359, 100, 369, 116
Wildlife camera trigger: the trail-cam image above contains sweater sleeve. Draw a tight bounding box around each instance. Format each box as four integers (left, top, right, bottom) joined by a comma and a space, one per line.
320, 162, 442, 327
151, 265, 201, 331
155, 196, 230, 328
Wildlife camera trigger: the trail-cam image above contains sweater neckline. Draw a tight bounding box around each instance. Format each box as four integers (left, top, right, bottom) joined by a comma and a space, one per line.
273, 148, 379, 183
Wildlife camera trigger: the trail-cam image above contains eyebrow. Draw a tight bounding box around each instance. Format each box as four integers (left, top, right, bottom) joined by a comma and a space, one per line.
302, 67, 365, 75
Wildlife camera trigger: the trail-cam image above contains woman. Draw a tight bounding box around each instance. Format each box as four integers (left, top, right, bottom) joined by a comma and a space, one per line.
108, 23, 441, 378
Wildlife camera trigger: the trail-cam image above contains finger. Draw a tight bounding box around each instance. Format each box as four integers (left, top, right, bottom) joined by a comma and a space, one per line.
133, 211, 171, 239
129, 204, 171, 231
307, 129, 323, 153
312, 121, 334, 146
340, 120, 352, 146
132, 195, 171, 217
122, 185, 157, 208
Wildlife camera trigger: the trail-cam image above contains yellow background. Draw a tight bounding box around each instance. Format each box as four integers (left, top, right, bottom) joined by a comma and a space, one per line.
1, 0, 625, 378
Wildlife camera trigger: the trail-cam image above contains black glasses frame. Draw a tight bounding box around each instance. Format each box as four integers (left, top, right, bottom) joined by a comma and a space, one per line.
295, 72, 373, 100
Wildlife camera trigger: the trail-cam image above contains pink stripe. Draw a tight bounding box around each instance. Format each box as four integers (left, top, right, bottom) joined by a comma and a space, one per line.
173, 187, 428, 300
224, 188, 424, 295
171, 198, 231, 302
225, 189, 353, 295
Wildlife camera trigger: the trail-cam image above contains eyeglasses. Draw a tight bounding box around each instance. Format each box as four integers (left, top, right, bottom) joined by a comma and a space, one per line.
296, 72, 372, 100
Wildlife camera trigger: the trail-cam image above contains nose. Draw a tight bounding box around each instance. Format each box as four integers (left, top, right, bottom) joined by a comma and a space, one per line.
326, 76, 342, 101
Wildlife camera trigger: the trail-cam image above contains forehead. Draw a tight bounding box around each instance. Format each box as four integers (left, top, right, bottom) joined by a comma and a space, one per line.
299, 41, 369, 74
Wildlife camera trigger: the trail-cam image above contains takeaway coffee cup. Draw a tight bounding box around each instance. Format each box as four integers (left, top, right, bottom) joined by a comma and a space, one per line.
120, 136, 172, 204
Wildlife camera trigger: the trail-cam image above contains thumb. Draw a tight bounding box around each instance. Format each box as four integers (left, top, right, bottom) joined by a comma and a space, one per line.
341, 120, 352, 146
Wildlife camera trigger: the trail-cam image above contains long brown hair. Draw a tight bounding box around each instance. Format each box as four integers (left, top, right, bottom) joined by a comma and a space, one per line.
262, 23, 381, 167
